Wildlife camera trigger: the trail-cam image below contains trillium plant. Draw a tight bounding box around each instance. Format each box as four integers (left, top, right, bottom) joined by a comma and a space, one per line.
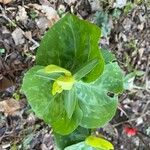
22, 13, 124, 150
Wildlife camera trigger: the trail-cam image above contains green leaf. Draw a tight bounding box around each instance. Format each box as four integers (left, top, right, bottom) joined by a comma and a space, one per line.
123, 70, 144, 90
101, 49, 116, 64
36, 70, 62, 81
64, 142, 101, 150
22, 66, 82, 135
54, 127, 91, 150
22, 14, 124, 137
85, 136, 114, 150
64, 87, 77, 118
123, 72, 135, 90
73, 58, 99, 81
0, 48, 5, 56
36, 64, 72, 81
52, 75, 76, 95
76, 63, 123, 128
49, 97, 83, 135
94, 11, 111, 37
44, 64, 72, 76
112, 9, 122, 19
36, 13, 104, 82
124, 2, 135, 14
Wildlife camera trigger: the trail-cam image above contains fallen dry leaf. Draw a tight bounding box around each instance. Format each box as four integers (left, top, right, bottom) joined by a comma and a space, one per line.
16, 6, 28, 24
12, 28, 25, 45
89, 0, 102, 11
28, 4, 59, 28
0, 76, 14, 92
64, 0, 76, 5
0, 0, 13, 4
36, 17, 49, 32
41, 5, 60, 27
0, 98, 21, 115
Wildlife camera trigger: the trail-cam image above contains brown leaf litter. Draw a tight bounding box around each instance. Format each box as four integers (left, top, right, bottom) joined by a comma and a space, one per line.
0, 98, 24, 115
0, 0, 13, 4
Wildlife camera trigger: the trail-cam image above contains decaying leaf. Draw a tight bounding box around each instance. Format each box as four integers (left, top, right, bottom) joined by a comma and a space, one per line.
12, 28, 25, 45
0, 0, 13, 4
16, 6, 28, 24
64, 0, 76, 5
41, 5, 59, 27
0, 76, 14, 92
114, 0, 127, 8
0, 98, 21, 115
28, 4, 59, 28
89, 0, 102, 11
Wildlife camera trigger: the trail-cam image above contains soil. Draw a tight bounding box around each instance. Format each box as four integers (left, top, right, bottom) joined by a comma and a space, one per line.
0, 0, 150, 150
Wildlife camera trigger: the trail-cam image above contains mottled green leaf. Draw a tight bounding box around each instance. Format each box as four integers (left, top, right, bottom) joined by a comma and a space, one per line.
123, 70, 144, 90
101, 49, 116, 64
22, 14, 124, 138
64, 142, 101, 150
22, 66, 82, 135
36, 13, 104, 82
94, 11, 111, 37
76, 63, 123, 128
54, 127, 91, 150
49, 97, 83, 135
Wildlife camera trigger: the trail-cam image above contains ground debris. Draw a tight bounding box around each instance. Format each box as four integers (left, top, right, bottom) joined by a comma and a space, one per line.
0, 1, 149, 149
12, 28, 25, 45
16, 6, 28, 24
0, 98, 21, 115
0, 0, 13, 4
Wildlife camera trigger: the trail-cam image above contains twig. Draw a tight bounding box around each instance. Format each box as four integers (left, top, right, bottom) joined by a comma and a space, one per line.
117, 105, 129, 117
112, 111, 150, 127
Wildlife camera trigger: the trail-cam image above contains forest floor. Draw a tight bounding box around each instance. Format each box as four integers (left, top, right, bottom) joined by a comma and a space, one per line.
0, 0, 150, 150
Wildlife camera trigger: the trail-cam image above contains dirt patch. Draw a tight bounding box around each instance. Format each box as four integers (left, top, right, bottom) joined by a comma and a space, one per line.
0, 0, 150, 149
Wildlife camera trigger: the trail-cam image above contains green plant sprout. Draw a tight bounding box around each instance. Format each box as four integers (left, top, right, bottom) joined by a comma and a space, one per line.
22, 13, 124, 150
